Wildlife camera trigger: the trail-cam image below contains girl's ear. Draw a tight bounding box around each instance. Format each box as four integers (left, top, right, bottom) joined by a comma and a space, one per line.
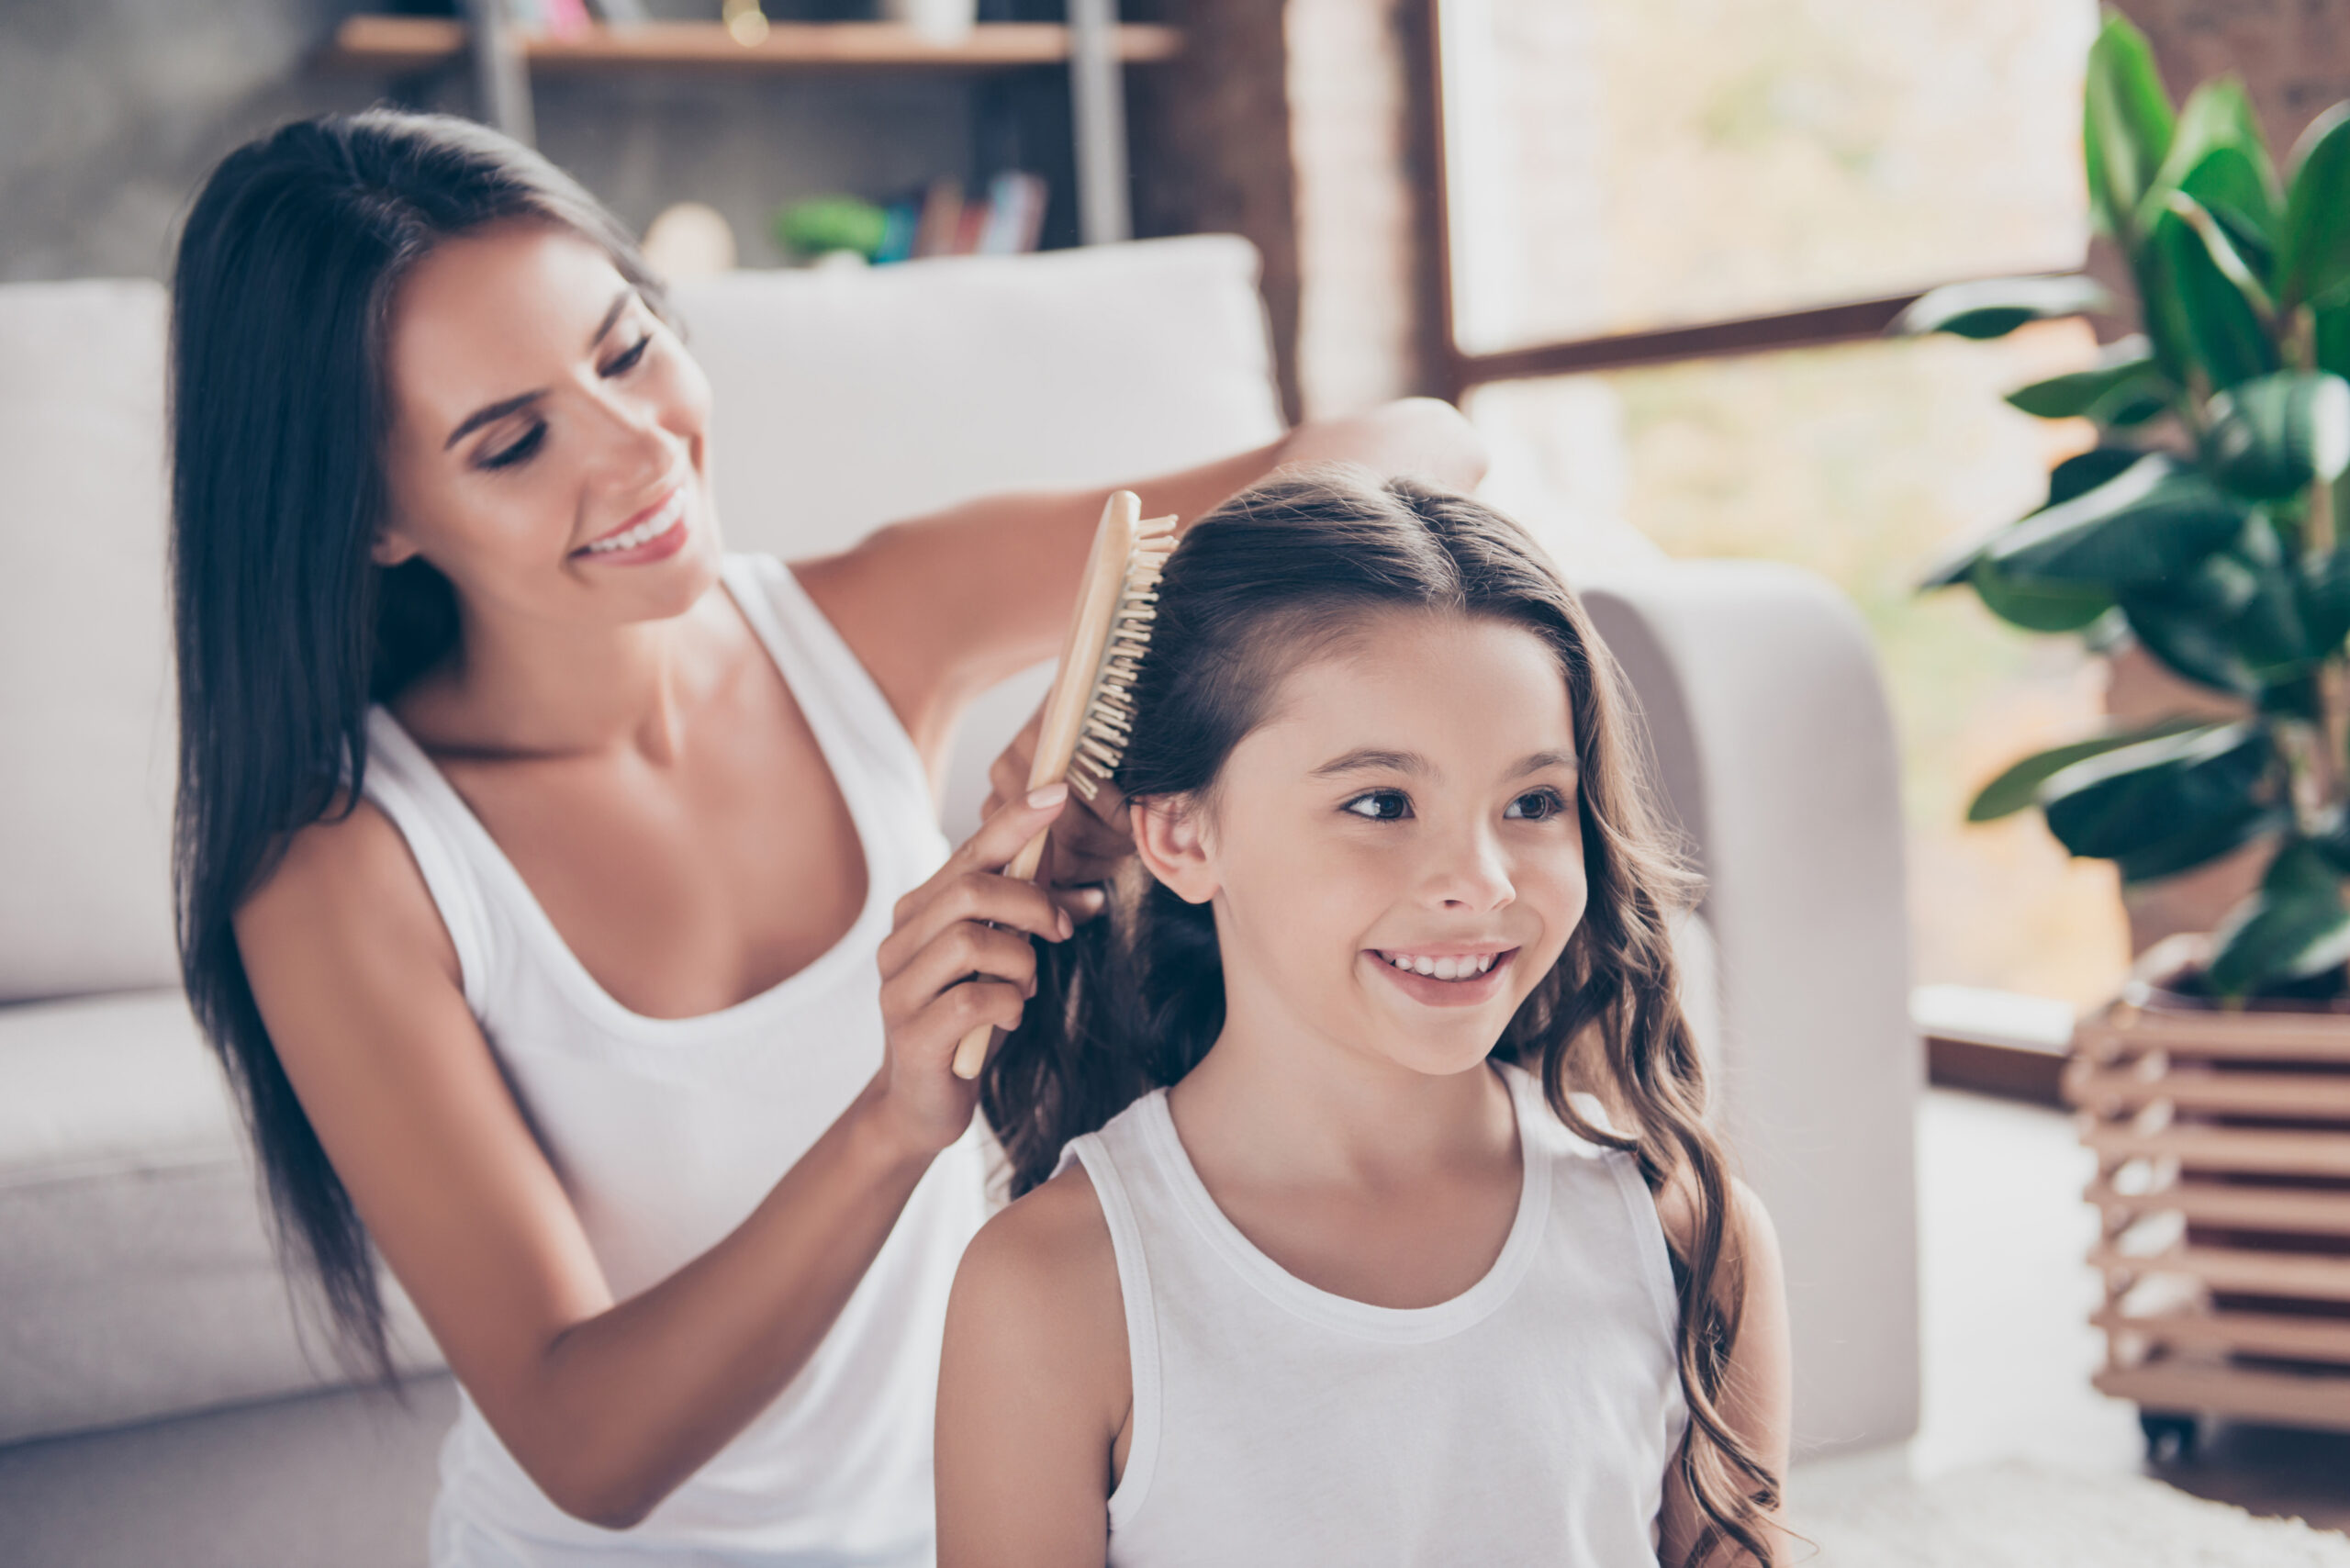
1132, 796, 1218, 905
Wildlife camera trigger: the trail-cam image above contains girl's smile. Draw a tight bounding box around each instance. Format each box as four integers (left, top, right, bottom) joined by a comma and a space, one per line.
1365, 945, 1519, 1007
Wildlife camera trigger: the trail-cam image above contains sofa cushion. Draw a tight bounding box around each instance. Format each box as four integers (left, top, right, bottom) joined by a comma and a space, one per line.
0, 991, 438, 1446
674, 234, 1289, 842
0, 281, 179, 1004
672, 234, 1287, 564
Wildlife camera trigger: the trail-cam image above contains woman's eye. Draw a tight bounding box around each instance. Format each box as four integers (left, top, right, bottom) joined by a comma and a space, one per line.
600, 332, 653, 377
1342, 790, 1412, 822
479, 422, 545, 470
1505, 789, 1567, 822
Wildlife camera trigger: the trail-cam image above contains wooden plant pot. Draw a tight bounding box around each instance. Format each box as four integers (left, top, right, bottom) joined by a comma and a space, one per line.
2066, 983, 2350, 1458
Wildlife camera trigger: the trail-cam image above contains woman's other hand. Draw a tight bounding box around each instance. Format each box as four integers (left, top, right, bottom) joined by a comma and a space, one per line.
873, 785, 1076, 1153
982, 707, 1126, 924
1274, 397, 1489, 495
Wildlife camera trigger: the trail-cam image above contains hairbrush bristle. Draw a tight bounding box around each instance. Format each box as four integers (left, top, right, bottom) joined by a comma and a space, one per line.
1067, 518, 1177, 801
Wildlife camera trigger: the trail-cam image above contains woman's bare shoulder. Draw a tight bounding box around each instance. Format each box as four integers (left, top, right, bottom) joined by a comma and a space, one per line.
235, 795, 459, 989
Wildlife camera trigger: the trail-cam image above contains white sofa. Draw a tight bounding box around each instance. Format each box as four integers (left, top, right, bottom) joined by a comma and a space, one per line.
0, 235, 1919, 1564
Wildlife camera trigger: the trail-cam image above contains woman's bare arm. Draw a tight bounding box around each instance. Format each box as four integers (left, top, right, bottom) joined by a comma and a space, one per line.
1657, 1178, 1796, 1567
800, 398, 1490, 767
935, 1166, 1131, 1568
237, 787, 1075, 1530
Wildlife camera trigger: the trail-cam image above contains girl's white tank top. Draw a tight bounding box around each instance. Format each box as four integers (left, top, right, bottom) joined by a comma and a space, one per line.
361, 554, 987, 1567
1060, 1062, 1690, 1568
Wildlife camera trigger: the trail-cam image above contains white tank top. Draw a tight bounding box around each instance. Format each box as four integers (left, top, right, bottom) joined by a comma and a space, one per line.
361, 554, 987, 1567
1061, 1063, 1689, 1568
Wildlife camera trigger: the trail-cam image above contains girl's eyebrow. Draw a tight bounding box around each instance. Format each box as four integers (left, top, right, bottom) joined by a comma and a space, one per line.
1311, 747, 1579, 780
1311, 747, 1427, 778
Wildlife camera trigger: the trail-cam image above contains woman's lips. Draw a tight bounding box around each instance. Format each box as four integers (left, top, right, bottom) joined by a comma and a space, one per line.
1365, 946, 1518, 1008
576, 485, 689, 564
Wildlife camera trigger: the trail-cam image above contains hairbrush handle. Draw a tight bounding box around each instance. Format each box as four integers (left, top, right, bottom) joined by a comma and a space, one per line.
949, 492, 1143, 1081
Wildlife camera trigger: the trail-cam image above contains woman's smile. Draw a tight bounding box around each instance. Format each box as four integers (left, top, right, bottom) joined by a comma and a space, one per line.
576, 480, 693, 564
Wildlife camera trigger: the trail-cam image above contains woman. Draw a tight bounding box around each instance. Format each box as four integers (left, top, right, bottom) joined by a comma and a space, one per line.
173, 110, 1483, 1564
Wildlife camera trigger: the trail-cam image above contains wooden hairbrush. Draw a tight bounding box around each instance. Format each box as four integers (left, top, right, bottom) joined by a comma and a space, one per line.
952, 489, 1176, 1080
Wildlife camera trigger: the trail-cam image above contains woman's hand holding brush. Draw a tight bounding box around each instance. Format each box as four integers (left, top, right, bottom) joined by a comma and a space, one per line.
982, 706, 1125, 924
870, 786, 1075, 1157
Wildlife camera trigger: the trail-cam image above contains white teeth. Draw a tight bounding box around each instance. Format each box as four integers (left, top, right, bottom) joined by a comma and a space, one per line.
584, 491, 685, 554
1378, 950, 1501, 980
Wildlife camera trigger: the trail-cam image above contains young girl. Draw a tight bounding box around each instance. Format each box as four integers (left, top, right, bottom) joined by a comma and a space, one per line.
935, 474, 1791, 1566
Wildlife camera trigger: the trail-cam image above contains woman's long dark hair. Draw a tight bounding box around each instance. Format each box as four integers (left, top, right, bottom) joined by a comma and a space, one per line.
170, 110, 666, 1381
981, 473, 1780, 1565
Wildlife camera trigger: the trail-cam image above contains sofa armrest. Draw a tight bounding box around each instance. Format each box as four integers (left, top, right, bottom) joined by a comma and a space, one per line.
1582, 560, 1923, 1459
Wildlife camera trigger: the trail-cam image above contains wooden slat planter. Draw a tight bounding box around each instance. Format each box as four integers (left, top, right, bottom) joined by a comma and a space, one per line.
2068, 998, 2350, 1449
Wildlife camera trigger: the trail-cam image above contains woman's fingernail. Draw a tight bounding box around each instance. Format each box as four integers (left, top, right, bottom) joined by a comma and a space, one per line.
1027, 781, 1069, 810
1059, 909, 1075, 939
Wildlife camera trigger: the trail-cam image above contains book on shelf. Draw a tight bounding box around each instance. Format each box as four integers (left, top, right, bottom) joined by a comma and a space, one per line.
880, 171, 1047, 262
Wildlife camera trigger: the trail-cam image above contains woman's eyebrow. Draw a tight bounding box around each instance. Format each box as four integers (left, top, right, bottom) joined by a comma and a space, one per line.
1514, 749, 1579, 778
445, 389, 542, 450
586, 286, 632, 351
442, 289, 635, 450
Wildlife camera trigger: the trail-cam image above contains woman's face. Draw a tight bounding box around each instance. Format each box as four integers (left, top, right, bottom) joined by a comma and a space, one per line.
376, 219, 720, 632
1144, 610, 1590, 1081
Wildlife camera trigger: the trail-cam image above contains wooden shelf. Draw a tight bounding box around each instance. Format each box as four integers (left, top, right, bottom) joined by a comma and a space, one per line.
322, 16, 1185, 74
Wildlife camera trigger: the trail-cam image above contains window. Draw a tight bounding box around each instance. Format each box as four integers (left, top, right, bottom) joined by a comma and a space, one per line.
1435, 0, 2128, 1008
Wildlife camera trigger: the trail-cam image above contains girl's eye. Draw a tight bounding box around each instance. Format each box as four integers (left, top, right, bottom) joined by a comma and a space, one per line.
600, 331, 653, 377
1505, 788, 1568, 822
1342, 790, 1412, 822
479, 422, 545, 470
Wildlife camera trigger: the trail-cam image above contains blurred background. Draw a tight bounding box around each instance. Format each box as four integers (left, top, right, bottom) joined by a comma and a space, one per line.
0, 0, 2136, 1015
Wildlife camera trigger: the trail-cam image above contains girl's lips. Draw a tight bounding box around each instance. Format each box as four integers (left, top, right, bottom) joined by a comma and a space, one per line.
575, 485, 690, 565
1364, 946, 1517, 1009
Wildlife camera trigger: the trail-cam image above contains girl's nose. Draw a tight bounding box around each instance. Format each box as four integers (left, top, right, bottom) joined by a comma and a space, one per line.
1430, 826, 1516, 912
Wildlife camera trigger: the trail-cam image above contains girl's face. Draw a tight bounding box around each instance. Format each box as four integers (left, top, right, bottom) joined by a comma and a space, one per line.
1141, 610, 1589, 1081
376, 220, 721, 632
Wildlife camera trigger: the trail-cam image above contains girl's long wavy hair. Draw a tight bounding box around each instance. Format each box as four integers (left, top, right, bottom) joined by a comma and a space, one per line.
981, 472, 1779, 1565
170, 110, 666, 1382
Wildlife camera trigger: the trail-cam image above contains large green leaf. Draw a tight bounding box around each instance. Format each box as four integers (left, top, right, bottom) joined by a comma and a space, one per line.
2205, 839, 2350, 997
1967, 558, 2114, 631
2205, 371, 2350, 498
2050, 446, 2148, 507
1985, 454, 2247, 584
1918, 445, 2151, 596
2143, 204, 2280, 390
2300, 546, 2350, 653
2118, 804, 2288, 883
1893, 275, 2111, 341
2143, 78, 2283, 259
2120, 580, 2258, 694
2041, 721, 2276, 859
2283, 104, 2350, 310
2005, 340, 2170, 422
2086, 11, 2177, 244
1968, 718, 2211, 822
2229, 558, 2316, 677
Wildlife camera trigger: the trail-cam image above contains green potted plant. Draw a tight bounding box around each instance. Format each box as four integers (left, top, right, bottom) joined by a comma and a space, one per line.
1903, 8, 2350, 1002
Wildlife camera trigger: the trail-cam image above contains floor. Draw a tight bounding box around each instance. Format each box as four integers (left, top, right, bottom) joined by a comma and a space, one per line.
1904, 1087, 2350, 1533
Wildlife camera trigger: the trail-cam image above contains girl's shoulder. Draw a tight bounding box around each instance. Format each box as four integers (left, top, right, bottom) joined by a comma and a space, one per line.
941, 1156, 1132, 1467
